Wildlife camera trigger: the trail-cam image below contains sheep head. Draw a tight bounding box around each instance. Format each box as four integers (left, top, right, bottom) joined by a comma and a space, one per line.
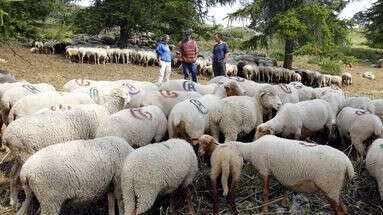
197, 135, 218, 157
111, 86, 132, 107
258, 85, 282, 111
255, 124, 274, 140
223, 81, 243, 96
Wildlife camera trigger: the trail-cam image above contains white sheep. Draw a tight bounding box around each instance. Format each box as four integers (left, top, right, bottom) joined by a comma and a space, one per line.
159, 79, 217, 95
318, 91, 346, 115
273, 84, 299, 104
168, 81, 243, 145
65, 47, 79, 62
96, 105, 167, 148
62, 79, 112, 92
121, 139, 198, 215
336, 107, 383, 161
373, 99, 383, 122
16, 136, 133, 215
235, 135, 354, 214
366, 139, 383, 201
8, 91, 95, 123
2, 108, 109, 206
209, 84, 282, 142
141, 90, 202, 117
343, 96, 376, 114
226, 63, 238, 77
208, 76, 267, 97
342, 72, 352, 86
330, 75, 342, 88
288, 82, 316, 101
255, 99, 336, 141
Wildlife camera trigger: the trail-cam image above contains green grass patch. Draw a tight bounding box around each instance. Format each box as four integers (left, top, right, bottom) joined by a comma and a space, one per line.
319, 58, 342, 75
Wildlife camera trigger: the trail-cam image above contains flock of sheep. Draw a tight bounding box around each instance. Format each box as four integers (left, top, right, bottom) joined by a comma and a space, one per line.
0, 55, 380, 215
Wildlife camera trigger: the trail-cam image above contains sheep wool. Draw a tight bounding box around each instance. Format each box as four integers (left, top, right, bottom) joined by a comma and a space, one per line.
366, 139, 383, 201
17, 136, 134, 215
96, 105, 167, 148
121, 139, 198, 214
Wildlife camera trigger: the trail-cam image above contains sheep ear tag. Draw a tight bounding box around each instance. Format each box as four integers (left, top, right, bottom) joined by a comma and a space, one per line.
189, 99, 208, 115
22, 84, 40, 94
123, 82, 140, 95
183, 81, 196, 91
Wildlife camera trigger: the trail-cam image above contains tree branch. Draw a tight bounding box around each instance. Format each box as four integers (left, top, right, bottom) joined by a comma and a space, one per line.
3, 41, 32, 65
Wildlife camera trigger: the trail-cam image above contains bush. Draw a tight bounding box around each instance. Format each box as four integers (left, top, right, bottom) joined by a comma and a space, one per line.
307, 56, 321, 64
269, 49, 284, 61
319, 58, 342, 75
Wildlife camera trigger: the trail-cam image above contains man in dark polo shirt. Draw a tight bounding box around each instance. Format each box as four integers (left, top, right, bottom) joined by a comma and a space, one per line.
212, 33, 229, 77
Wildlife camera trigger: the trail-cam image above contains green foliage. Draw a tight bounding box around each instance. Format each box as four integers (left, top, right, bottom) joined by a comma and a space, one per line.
355, 0, 383, 49
341, 47, 383, 63
307, 56, 321, 64
319, 58, 342, 75
269, 49, 284, 61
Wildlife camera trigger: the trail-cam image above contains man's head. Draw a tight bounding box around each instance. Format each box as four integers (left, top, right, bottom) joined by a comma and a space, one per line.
184, 29, 193, 40
162, 34, 170, 43
214, 33, 223, 43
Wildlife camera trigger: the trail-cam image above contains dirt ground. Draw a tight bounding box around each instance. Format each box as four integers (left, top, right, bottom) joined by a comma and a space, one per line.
0, 42, 383, 215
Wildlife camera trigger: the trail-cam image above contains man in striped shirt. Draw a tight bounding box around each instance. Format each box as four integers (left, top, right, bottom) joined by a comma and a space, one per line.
177, 29, 198, 83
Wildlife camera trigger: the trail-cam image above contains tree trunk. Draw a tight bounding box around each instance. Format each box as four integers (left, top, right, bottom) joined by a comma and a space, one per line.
283, 39, 294, 69
118, 25, 130, 48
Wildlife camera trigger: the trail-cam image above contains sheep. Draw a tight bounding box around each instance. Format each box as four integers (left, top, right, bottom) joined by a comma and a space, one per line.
235, 135, 354, 214
318, 91, 346, 115
16, 136, 133, 215
159, 79, 217, 95
288, 82, 316, 101
255, 99, 336, 141
226, 63, 238, 77
273, 84, 299, 104
141, 90, 202, 117
197, 135, 243, 215
209, 84, 282, 142
121, 139, 198, 215
0, 83, 56, 125
291, 72, 302, 82
201, 65, 214, 79
168, 81, 243, 145
8, 91, 95, 123
313, 86, 344, 99
65, 47, 79, 62
208, 76, 268, 97
330, 75, 342, 88
343, 96, 376, 114
342, 72, 352, 86
336, 107, 383, 161
0, 68, 17, 83
373, 99, 383, 122
243, 64, 259, 80
366, 139, 383, 201
62, 79, 112, 92
1, 108, 109, 206
96, 105, 167, 148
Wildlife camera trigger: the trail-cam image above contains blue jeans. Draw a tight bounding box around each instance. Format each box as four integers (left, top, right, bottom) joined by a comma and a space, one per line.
182, 62, 197, 83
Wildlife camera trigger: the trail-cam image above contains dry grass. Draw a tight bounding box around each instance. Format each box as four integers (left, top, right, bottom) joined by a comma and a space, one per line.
0, 42, 383, 214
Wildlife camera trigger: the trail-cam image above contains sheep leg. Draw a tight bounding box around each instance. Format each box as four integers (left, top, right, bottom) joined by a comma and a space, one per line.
16, 185, 32, 215
9, 162, 21, 207
209, 122, 220, 141
322, 193, 345, 215
169, 192, 176, 215
293, 132, 301, 140
227, 177, 239, 215
352, 138, 365, 163
262, 175, 270, 212
185, 186, 195, 215
210, 177, 218, 215
281, 189, 289, 207
107, 192, 115, 215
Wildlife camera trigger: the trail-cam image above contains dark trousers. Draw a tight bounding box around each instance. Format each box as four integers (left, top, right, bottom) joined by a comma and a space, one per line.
213, 62, 226, 77
182, 62, 197, 82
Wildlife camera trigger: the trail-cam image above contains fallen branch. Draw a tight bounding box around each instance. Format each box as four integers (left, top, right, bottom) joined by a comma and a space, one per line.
3, 41, 32, 65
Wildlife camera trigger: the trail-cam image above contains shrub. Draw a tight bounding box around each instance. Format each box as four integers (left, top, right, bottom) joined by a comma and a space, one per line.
269, 49, 284, 61
319, 58, 342, 75
307, 56, 321, 64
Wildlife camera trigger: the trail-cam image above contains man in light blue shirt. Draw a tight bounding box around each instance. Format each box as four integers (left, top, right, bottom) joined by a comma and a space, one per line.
156, 34, 172, 83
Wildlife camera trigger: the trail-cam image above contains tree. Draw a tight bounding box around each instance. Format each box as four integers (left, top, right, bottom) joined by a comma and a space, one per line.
228, 0, 350, 69
355, 0, 383, 49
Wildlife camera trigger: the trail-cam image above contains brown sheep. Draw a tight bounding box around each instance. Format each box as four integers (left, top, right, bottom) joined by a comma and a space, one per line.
197, 135, 243, 215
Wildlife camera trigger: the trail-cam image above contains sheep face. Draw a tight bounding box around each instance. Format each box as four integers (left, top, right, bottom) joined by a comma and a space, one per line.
112, 87, 132, 107
197, 135, 218, 156
224, 81, 243, 96
259, 89, 282, 111
255, 125, 274, 140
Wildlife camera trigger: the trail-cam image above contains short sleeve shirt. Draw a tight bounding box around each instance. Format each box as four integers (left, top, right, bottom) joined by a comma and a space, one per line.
212, 42, 228, 64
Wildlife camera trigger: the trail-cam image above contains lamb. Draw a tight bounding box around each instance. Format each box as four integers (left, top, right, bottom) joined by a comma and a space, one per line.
209, 84, 282, 142
16, 136, 133, 215
141, 90, 202, 117
96, 105, 167, 148
168, 81, 243, 144
1, 108, 109, 206
235, 135, 354, 214
121, 139, 198, 215
343, 96, 376, 114
273, 84, 299, 104
159, 79, 217, 95
0, 83, 56, 125
255, 99, 336, 141
8, 91, 95, 123
288, 82, 316, 101
366, 139, 383, 201
342, 72, 352, 86
336, 107, 383, 161
197, 135, 243, 215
